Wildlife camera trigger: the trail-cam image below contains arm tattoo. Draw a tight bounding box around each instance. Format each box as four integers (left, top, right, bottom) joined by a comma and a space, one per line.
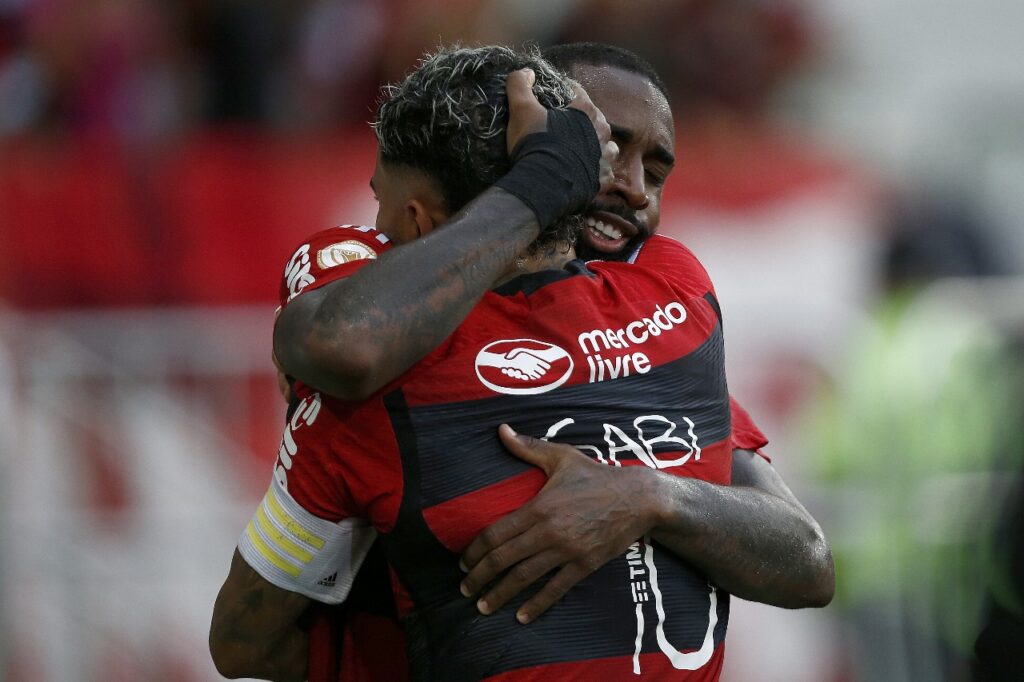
210, 551, 311, 681
649, 463, 833, 608
281, 188, 540, 396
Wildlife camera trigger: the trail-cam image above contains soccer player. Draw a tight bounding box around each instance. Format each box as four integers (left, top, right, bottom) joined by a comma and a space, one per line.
281, 43, 834, 644
211, 44, 755, 680
456, 42, 834, 625
271, 44, 832, 682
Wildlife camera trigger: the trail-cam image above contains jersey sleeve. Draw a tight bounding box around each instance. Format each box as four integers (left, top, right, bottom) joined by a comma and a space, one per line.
279, 225, 393, 307
630, 234, 718, 300
237, 390, 377, 604
634, 237, 772, 460
729, 396, 771, 461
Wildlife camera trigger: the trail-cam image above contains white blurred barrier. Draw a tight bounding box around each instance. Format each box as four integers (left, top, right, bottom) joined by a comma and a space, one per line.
0, 306, 280, 681
3, 278, 1020, 680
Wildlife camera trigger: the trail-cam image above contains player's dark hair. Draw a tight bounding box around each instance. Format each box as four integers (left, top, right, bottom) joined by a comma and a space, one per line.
543, 42, 670, 103
374, 44, 582, 253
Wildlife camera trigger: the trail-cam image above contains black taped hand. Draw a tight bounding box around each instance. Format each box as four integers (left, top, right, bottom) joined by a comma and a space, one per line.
494, 107, 602, 228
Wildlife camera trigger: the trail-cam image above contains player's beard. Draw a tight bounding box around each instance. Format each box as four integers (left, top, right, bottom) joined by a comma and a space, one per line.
575, 202, 651, 263
528, 213, 583, 258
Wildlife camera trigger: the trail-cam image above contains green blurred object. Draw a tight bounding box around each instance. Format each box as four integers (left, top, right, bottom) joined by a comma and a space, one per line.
808, 278, 1022, 679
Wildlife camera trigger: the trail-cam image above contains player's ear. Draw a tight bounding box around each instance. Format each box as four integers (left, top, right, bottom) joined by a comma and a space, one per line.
407, 197, 447, 238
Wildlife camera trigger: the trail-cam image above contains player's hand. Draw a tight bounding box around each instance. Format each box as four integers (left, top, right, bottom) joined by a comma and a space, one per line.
566, 81, 617, 194
505, 69, 617, 193
505, 69, 549, 152
459, 425, 656, 624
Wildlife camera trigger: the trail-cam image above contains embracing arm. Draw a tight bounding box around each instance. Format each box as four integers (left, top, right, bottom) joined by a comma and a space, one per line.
274, 71, 612, 400
274, 189, 539, 400
209, 550, 313, 681
460, 428, 834, 624
648, 448, 834, 608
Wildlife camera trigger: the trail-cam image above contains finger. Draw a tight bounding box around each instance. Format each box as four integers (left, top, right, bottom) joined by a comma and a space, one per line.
475, 550, 564, 616
599, 140, 619, 193
460, 525, 553, 599
585, 87, 611, 145
461, 500, 534, 574
506, 67, 537, 108
567, 82, 596, 119
568, 82, 613, 189
497, 424, 570, 474
505, 68, 547, 154
514, 564, 592, 624
567, 83, 609, 133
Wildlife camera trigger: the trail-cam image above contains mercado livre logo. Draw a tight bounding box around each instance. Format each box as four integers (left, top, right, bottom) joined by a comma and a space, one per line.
474, 339, 574, 395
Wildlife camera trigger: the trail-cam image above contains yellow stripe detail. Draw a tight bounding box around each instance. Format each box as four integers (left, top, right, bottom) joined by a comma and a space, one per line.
246, 522, 301, 577
266, 487, 326, 550
257, 504, 314, 564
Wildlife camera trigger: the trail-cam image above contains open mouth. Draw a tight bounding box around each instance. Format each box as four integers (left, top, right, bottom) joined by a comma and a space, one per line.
582, 210, 639, 254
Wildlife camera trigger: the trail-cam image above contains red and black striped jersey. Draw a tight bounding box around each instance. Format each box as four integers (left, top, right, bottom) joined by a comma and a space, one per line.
252, 225, 759, 681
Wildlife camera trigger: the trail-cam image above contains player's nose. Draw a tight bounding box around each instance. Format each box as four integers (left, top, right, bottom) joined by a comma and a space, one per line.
607, 155, 649, 210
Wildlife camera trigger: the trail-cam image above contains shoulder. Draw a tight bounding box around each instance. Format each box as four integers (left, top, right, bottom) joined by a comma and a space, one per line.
279, 225, 393, 306
628, 235, 716, 298
631, 234, 705, 272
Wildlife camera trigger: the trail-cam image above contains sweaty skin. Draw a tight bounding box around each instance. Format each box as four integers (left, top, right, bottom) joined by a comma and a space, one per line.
574, 64, 674, 262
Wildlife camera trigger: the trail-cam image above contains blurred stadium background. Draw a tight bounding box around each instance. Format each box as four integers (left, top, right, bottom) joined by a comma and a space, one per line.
1, 1, 1023, 680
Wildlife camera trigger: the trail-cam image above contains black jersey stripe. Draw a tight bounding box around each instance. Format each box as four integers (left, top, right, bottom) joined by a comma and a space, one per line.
383, 389, 731, 681
380, 390, 484, 682
381, 317, 732, 679
385, 533, 729, 679
408, 325, 730, 508
704, 291, 723, 327
492, 259, 596, 296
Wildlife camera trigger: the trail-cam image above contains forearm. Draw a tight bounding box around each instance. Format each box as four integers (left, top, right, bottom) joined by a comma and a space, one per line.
210, 550, 313, 681
210, 623, 308, 682
646, 466, 834, 608
275, 189, 538, 398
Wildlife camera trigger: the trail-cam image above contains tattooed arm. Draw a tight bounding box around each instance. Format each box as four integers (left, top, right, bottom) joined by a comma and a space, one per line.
274, 189, 540, 400
647, 449, 834, 607
210, 550, 312, 681
274, 71, 612, 400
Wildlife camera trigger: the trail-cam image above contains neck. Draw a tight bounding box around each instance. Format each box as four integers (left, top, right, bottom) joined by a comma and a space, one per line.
494, 241, 576, 287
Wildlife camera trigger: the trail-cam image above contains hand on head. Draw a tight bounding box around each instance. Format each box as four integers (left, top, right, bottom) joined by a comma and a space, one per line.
505, 68, 618, 197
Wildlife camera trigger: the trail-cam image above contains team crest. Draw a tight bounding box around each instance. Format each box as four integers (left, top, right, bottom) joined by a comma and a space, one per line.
474, 339, 574, 395
317, 240, 378, 269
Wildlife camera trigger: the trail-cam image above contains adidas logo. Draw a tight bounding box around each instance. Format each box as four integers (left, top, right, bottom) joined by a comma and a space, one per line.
317, 572, 337, 587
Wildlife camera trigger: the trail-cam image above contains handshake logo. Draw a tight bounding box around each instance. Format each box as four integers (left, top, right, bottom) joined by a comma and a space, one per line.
474, 339, 574, 395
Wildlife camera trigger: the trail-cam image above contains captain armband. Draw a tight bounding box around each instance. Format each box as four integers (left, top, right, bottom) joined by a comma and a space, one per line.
237, 476, 377, 604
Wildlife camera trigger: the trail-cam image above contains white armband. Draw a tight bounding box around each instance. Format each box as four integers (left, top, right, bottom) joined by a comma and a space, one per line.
237, 476, 377, 604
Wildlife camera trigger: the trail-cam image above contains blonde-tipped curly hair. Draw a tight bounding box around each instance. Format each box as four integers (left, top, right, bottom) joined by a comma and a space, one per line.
373, 44, 582, 251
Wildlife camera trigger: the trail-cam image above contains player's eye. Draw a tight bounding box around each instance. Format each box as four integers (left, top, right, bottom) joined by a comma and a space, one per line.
645, 169, 666, 187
